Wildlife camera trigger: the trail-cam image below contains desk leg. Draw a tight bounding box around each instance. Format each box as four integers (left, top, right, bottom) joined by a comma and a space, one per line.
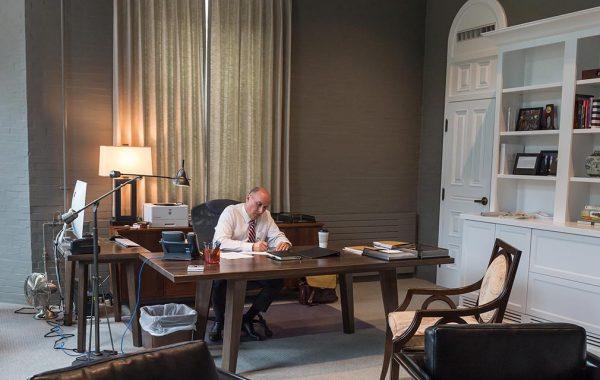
222, 279, 247, 373
339, 273, 355, 334
379, 269, 398, 380
126, 261, 142, 347
109, 263, 121, 322
64, 260, 74, 326
194, 280, 213, 340
76, 262, 89, 353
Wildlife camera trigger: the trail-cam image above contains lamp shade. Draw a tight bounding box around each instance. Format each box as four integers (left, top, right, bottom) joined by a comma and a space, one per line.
98, 146, 153, 177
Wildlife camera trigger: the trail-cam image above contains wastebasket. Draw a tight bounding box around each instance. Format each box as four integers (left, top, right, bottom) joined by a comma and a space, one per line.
139, 303, 197, 348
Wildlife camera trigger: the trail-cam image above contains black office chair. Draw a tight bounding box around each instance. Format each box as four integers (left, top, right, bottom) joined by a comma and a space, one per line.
397, 323, 600, 380
191, 199, 239, 243
30, 341, 247, 380
190, 199, 273, 339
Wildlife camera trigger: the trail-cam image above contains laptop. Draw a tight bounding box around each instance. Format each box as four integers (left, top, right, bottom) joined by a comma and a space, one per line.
266, 246, 339, 261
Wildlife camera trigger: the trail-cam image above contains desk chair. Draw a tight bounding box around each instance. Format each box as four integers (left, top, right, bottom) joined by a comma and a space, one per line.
381, 238, 521, 380
191, 199, 274, 341
397, 323, 600, 380
30, 340, 247, 380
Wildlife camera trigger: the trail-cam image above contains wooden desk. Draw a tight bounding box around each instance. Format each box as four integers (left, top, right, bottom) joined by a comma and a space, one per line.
139, 247, 453, 373
61, 239, 149, 352
112, 223, 323, 303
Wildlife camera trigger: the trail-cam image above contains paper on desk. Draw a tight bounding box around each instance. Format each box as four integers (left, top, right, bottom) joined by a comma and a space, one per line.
220, 252, 253, 260
243, 251, 269, 256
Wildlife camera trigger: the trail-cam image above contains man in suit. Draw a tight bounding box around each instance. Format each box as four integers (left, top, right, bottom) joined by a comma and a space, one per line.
210, 187, 291, 341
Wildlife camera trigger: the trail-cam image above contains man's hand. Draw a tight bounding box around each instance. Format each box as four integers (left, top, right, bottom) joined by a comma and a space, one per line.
274, 242, 291, 252
252, 241, 268, 252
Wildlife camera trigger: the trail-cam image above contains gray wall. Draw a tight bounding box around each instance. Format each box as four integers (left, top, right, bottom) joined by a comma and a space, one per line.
289, 0, 426, 242
418, 0, 600, 280
0, 0, 33, 304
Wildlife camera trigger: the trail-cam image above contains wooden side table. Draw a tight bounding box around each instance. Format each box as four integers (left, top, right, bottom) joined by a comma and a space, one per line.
61, 239, 149, 352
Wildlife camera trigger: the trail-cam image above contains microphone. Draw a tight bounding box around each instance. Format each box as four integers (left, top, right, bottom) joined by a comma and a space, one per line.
61, 209, 78, 224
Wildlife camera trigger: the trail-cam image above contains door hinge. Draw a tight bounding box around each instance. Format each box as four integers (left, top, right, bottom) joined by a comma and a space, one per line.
444, 119, 448, 132
441, 188, 445, 201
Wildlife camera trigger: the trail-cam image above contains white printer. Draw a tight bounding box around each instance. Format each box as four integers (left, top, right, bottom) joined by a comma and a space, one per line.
143, 203, 189, 227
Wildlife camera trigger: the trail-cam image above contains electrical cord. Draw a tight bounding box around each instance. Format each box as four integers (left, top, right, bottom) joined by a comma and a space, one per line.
120, 258, 149, 354
45, 319, 80, 357
14, 307, 37, 315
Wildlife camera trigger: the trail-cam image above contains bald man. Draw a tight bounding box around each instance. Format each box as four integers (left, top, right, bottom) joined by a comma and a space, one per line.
210, 187, 291, 341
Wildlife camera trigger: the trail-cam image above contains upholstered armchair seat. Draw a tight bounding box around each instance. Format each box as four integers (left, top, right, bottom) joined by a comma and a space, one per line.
388, 310, 479, 339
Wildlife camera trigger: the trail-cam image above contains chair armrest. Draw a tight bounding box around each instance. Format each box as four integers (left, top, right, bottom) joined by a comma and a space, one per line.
396, 281, 482, 312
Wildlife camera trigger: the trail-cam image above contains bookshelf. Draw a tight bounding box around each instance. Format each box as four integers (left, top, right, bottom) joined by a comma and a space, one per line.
485, 7, 600, 227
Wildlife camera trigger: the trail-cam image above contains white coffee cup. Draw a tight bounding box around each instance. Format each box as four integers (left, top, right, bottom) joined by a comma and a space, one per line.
318, 230, 329, 248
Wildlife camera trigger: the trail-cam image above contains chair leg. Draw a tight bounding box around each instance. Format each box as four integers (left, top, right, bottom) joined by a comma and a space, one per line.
380, 329, 393, 380
390, 356, 400, 380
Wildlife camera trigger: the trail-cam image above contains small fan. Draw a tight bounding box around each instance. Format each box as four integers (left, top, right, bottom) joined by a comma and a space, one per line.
24, 273, 58, 319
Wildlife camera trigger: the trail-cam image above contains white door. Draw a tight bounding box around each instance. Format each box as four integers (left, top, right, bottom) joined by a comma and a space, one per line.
437, 98, 495, 288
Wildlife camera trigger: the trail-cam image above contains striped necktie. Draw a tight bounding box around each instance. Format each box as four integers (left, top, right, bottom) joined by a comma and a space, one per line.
247, 219, 256, 243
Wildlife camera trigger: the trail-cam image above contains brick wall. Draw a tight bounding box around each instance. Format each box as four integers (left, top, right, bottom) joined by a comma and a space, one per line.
0, 0, 33, 304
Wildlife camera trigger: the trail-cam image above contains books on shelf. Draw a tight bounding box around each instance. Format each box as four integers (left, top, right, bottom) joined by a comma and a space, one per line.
372, 240, 409, 249
574, 94, 600, 129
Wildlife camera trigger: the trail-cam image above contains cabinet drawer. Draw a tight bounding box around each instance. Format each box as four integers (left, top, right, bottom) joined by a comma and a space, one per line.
527, 272, 600, 336
530, 230, 600, 286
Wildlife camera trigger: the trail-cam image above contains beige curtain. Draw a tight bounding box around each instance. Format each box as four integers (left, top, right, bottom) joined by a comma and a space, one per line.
208, 0, 291, 212
114, 0, 206, 208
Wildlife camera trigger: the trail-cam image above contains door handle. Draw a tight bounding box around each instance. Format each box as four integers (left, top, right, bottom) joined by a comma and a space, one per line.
474, 197, 488, 206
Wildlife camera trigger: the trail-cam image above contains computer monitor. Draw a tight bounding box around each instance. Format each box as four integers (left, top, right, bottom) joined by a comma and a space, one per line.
71, 180, 87, 239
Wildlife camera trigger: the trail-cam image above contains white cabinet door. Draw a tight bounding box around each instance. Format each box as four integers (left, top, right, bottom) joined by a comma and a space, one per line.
438, 99, 495, 288
494, 225, 531, 314
460, 220, 496, 290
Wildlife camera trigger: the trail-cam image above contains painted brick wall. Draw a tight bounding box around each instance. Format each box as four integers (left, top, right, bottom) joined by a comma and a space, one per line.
0, 0, 33, 304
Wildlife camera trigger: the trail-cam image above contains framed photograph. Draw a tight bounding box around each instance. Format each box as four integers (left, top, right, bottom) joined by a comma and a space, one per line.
539, 150, 558, 176
516, 107, 543, 131
513, 153, 542, 175
541, 104, 556, 130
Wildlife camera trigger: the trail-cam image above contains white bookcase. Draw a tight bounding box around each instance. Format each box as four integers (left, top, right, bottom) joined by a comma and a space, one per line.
457, 7, 600, 354
485, 7, 600, 226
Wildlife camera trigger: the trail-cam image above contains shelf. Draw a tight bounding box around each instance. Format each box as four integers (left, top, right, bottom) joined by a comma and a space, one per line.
500, 130, 560, 136
576, 77, 600, 86
497, 174, 557, 181
502, 82, 562, 94
573, 129, 600, 134
570, 177, 600, 183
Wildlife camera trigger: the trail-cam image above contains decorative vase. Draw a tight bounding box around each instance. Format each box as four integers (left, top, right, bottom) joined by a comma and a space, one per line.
585, 151, 600, 177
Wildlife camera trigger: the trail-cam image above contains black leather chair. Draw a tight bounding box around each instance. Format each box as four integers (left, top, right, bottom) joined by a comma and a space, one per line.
397, 323, 600, 380
191, 199, 239, 243
30, 341, 248, 380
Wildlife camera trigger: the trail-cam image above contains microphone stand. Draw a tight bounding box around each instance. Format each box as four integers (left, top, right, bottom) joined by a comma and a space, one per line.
62, 176, 142, 363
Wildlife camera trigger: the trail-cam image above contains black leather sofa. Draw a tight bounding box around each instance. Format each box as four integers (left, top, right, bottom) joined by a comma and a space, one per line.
30, 341, 248, 380
398, 323, 600, 380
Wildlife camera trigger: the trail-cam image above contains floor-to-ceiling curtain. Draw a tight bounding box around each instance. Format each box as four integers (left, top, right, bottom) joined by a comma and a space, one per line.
208, 0, 291, 212
114, 0, 206, 207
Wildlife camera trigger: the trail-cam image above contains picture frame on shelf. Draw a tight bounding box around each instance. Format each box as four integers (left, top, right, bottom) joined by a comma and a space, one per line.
538, 150, 558, 176
513, 153, 542, 175
541, 104, 556, 130
516, 107, 543, 131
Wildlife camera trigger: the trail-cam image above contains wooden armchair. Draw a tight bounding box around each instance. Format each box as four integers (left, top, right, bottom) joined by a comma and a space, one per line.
381, 238, 521, 380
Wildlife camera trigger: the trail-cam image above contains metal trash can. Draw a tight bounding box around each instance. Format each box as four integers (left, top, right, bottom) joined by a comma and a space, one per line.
139, 303, 197, 348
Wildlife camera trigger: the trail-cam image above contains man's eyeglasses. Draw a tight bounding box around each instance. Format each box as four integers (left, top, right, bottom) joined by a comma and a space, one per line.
250, 196, 269, 211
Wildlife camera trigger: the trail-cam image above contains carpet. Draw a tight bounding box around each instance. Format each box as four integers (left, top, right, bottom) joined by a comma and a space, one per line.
205, 301, 375, 343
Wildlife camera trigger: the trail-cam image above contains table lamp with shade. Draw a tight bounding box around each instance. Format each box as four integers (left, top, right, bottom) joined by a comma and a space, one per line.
98, 146, 153, 225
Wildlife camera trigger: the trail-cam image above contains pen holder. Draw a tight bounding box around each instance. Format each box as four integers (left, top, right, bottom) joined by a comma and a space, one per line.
203, 246, 220, 265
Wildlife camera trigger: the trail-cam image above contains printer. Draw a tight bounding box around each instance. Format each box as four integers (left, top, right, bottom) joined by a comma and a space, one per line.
143, 203, 189, 227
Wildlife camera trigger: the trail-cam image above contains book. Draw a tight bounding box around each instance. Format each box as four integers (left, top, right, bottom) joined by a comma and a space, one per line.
343, 245, 380, 255
363, 247, 417, 261
373, 240, 409, 249
399, 243, 450, 259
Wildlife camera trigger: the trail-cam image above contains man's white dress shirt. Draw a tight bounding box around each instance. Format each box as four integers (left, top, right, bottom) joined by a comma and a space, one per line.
213, 203, 291, 251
